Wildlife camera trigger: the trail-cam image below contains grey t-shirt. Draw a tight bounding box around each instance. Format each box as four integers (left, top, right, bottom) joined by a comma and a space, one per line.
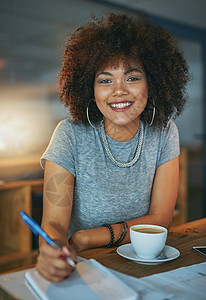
41, 119, 179, 237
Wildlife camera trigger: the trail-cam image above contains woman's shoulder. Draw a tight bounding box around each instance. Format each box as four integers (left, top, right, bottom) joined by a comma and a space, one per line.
162, 119, 179, 137
158, 119, 179, 150
55, 118, 90, 135
144, 120, 179, 150
146, 119, 178, 135
57, 118, 78, 129
165, 119, 178, 129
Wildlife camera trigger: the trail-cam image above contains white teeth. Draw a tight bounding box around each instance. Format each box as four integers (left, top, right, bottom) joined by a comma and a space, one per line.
109, 102, 132, 108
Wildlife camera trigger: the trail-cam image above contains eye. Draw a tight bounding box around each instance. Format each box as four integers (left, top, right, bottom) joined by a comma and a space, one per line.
98, 79, 112, 84
127, 76, 141, 82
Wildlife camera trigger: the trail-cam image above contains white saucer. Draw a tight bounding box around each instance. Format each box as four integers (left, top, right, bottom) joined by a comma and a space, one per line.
117, 244, 180, 265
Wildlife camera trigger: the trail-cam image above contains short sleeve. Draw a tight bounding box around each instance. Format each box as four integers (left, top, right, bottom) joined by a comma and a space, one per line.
157, 120, 180, 168
40, 120, 76, 176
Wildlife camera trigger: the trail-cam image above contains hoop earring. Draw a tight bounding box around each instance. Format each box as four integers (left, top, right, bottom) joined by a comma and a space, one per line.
86, 100, 103, 129
144, 99, 155, 126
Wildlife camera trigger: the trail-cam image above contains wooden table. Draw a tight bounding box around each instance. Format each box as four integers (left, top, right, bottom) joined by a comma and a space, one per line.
0, 218, 206, 299
80, 217, 206, 278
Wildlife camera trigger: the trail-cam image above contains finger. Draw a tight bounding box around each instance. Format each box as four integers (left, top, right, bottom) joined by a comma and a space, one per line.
38, 244, 76, 280
36, 256, 73, 282
40, 243, 60, 258
43, 264, 71, 279
38, 249, 72, 273
40, 244, 71, 267
62, 246, 77, 265
36, 265, 71, 282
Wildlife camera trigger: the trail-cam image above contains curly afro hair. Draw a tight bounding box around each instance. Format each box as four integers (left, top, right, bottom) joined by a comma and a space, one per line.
59, 12, 189, 128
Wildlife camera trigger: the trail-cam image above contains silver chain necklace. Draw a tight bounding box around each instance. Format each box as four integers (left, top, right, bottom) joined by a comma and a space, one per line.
100, 121, 144, 168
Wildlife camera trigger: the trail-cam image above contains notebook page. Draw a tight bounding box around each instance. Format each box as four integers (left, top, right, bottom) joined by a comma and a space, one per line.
25, 259, 138, 300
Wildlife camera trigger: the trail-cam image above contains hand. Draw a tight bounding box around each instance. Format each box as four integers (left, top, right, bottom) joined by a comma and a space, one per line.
69, 230, 89, 252
36, 244, 77, 282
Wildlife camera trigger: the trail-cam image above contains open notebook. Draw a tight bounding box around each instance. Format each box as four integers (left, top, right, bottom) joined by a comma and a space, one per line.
25, 259, 138, 300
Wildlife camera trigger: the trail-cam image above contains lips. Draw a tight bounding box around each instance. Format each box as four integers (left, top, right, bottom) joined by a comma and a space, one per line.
108, 101, 134, 112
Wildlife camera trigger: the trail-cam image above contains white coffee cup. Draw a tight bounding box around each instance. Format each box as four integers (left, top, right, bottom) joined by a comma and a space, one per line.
130, 224, 167, 259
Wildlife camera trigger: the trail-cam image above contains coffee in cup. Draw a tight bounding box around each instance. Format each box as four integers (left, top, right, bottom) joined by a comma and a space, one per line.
130, 224, 167, 259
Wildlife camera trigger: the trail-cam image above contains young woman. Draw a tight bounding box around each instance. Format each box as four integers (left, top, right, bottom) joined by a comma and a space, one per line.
36, 12, 189, 282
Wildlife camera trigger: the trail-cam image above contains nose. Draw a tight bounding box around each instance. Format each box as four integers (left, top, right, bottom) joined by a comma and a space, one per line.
112, 81, 128, 97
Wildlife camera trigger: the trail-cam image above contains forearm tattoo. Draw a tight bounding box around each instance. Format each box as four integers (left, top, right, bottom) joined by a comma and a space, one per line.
44, 172, 73, 207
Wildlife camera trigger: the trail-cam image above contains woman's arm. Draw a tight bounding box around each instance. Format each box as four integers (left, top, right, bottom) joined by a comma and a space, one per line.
40, 160, 74, 245
69, 156, 179, 251
36, 160, 76, 282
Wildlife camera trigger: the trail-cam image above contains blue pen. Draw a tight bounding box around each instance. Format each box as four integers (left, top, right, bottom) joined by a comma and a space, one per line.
20, 211, 76, 268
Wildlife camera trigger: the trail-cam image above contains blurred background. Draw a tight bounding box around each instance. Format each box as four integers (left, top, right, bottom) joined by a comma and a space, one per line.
0, 0, 206, 272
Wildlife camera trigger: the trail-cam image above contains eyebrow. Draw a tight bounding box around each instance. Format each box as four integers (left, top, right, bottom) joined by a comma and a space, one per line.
96, 67, 143, 78
125, 68, 143, 75
96, 71, 112, 78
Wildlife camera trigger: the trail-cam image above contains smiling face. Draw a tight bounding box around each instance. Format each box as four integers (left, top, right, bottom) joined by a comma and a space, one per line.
94, 59, 148, 141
